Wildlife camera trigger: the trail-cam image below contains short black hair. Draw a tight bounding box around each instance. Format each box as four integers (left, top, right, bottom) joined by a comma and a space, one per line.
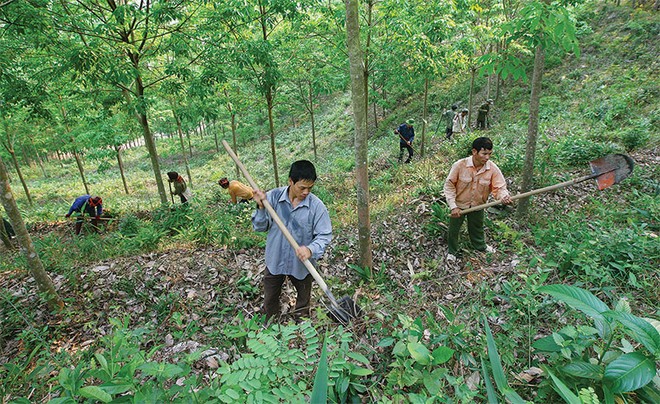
289, 160, 317, 184
472, 137, 493, 152
167, 171, 178, 181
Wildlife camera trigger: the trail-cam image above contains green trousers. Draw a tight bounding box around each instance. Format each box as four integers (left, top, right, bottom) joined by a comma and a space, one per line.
447, 210, 486, 254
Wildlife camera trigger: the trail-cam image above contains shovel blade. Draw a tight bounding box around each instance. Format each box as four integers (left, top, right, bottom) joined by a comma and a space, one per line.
328, 296, 362, 325
589, 154, 634, 190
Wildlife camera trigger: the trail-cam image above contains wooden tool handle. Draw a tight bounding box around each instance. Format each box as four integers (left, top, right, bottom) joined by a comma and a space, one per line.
458, 173, 596, 215
221, 141, 336, 300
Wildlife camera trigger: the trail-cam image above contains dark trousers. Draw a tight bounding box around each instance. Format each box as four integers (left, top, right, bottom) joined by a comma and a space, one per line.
262, 268, 313, 321
74, 206, 99, 235
447, 210, 486, 254
398, 144, 413, 163
445, 126, 453, 140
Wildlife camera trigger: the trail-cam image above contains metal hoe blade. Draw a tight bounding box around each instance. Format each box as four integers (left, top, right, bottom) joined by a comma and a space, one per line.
589, 153, 635, 190
328, 296, 362, 325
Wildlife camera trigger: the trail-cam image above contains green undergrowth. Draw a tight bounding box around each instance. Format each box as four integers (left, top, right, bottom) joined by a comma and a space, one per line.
2, 2, 660, 403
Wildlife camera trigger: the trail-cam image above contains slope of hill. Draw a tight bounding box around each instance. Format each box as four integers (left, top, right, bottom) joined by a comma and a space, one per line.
1, 3, 658, 402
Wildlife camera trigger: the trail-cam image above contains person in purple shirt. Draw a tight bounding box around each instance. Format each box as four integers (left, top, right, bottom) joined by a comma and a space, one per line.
65, 195, 103, 235
252, 160, 332, 323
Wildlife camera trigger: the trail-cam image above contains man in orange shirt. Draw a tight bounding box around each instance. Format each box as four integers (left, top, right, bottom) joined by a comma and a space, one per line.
218, 177, 254, 204
443, 137, 512, 259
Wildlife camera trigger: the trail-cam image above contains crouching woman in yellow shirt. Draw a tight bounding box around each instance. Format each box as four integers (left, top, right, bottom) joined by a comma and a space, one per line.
218, 177, 254, 204
443, 137, 512, 258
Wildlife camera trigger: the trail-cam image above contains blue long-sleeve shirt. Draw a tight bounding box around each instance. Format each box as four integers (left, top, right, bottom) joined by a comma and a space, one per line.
252, 186, 332, 280
67, 195, 103, 217
397, 123, 415, 145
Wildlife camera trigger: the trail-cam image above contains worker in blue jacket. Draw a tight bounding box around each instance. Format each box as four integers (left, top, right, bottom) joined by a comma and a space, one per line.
65, 195, 103, 235
395, 118, 415, 163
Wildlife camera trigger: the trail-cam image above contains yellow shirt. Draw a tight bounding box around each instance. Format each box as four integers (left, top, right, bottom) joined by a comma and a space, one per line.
444, 156, 510, 210
228, 180, 253, 203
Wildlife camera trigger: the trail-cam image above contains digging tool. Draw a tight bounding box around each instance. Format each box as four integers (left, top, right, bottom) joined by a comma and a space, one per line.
168, 181, 175, 204
222, 140, 361, 324
458, 153, 635, 215
398, 133, 416, 152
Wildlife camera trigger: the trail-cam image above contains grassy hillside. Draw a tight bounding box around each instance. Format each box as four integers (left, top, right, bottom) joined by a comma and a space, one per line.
1, 3, 658, 403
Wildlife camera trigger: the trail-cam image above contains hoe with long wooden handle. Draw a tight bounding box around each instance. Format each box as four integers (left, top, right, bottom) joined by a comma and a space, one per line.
458, 154, 635, 215
222, 140, 360, 324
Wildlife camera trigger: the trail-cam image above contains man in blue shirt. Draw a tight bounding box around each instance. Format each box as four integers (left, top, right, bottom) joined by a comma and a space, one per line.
395, 118, 415, 163
252, 160, 332, 322
65, 195, 103, 235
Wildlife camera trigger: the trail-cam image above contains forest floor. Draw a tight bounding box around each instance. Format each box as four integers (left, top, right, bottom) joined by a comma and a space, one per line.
1, 147, 658, 401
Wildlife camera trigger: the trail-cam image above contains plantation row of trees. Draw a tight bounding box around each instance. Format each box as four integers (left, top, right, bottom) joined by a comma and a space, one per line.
0, 0, 587, 270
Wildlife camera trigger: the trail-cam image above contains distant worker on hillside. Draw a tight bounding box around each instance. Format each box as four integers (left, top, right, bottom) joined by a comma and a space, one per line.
442, 104, 458, 140
443, 137, 512, 261
218, 177, 254, 204
476, 99, 494, 130
252, 160, 332, 323
2, 216, 15, 238
65, 195, 103, 235
394, 118, 415, 164
167, 171, 191, 204
452, 108, 469, 135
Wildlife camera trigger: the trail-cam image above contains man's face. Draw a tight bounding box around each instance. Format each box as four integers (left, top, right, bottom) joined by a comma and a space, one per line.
471, 148, 493, 166
288, 179, 315, 201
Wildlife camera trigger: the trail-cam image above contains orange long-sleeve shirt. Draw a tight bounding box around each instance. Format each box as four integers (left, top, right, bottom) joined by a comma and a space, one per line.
228, 180, 254, 204
444, 156, 510, 210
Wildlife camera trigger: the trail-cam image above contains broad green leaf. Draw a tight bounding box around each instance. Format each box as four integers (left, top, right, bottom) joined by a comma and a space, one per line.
407, 342, 431, 366
377, 337, 395, 348
545, 368, 581, 404
643, 317, 660, 335
422, 368, 444, 396
94, 353, 109, 372
79, 386, 112, 403
603, 311, 660, 355
99, 381, 134, 395
431, 346, 455, 365
603, 352, 655, 393
311, 335, 328, 403
532, 335, 562, 352
538, 285, 609, 318
538, 284, 611, 338
350, 367, 373, 376
347, 351, 370, 364
561, 361, 603, 380
614, 298, 631, 313
137, 362, 184, 379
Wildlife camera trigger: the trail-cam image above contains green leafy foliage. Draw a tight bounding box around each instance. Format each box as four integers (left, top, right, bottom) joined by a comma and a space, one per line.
537, 284, 659, 402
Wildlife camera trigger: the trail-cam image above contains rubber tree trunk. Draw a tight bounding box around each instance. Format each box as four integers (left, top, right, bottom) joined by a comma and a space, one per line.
468, 67, 476, 129
345, 0, 373, 270
265, 89, 280, 187
1, 124, 33, 205
71, 142, 90, 195
223, 88, 241, 179
230, 115, 239, 179
213, 120, 220, 153
516, 45, 546, 218
0, 157, 63, 310
420, 78, 429, 158
115, 145, 129, 194
123, 80, 168, 205
174, 111, 193, 188
308, 81, 318, 161
30, 138, 48, 178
